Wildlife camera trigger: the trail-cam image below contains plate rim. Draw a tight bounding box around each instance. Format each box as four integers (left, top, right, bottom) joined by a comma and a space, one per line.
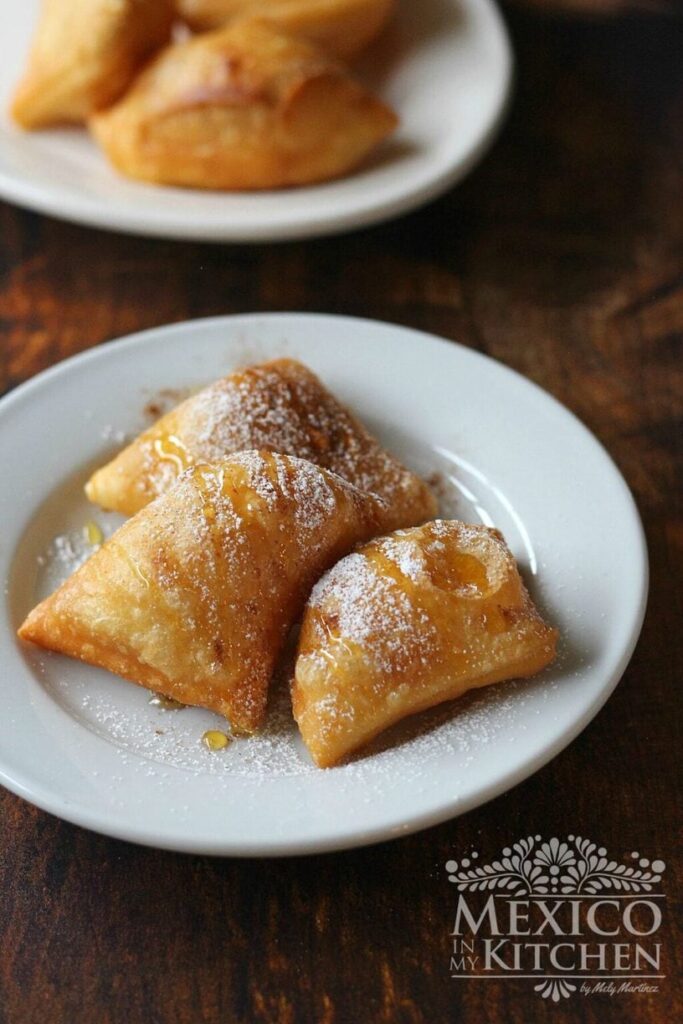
0, 312, 649, 856
0, 0, 514, 242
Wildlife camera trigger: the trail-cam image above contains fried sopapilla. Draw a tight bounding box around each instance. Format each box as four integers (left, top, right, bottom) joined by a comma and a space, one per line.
292, 521, 558, 766
89, 17, 397, 189
11, 0, 173, 129
85, 358, 436, 532
175, 0, 395, 60
19, 452, 385, 733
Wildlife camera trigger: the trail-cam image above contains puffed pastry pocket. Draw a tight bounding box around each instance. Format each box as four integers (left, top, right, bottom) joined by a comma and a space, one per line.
292, 520, 558, 766
11, 0, 174, 129
175, 0, 395, 60
89, 17, 398, 189
19, 452, 386, 734
85, 358, 436, 532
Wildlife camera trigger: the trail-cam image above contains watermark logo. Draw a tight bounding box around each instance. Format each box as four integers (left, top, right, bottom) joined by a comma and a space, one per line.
446, 835, 667, 1003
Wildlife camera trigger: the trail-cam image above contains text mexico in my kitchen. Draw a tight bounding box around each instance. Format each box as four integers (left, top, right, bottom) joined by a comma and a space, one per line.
446, 836, 666, 1003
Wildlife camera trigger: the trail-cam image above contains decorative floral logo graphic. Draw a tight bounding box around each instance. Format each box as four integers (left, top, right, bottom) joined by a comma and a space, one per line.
534, 978, 577, 1003
446, 834, 666, 896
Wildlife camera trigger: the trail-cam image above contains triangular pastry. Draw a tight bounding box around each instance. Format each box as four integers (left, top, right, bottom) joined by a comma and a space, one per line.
175, 0, 395, 60
89, 18, 398, 189
85, 357, 436, 532
19, 452, 386, 733
292, 520, 558, 766
11, 0, 174, 129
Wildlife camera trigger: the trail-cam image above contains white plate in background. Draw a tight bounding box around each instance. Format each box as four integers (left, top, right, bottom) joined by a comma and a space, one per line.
0, 0, 512, 241
0, 314, 647, 854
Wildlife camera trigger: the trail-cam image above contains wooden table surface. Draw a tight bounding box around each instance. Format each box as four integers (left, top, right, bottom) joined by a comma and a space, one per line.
0, 7, 681, 1024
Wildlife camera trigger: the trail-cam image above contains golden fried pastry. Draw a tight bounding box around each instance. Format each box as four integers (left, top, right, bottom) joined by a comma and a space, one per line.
175, 0, 395, 60
88, 18, 397, 189
19, 452, 385, 733
85, 357, 436, 532
11, 0, 174, 129
292, 520, 558, 766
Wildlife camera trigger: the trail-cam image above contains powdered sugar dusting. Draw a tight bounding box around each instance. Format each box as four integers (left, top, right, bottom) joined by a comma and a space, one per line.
379, 535, 426, 582
100, 423, 129, 445
38, 532, 93, 575
36, 521, 119, 592
195, 450, 385, 553
308, 552, 436, 677
39, 645, 555, 782
132, 360, 436, 530
232, 449, 343, 533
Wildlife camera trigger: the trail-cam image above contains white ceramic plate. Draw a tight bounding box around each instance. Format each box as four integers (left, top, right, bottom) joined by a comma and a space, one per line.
0, 314, 647, 855
0, 0, 512, 242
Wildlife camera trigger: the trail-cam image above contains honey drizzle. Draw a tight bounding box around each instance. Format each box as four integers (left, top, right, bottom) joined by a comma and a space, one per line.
84, 520, 104, 546
202, 729, 230, 751
192, 462, 225, 527
153, 433, 192, 475
306, 535, 506, 680
149, 693, 186, 709
374, 538, 515, 640
109, 540, 152, 589
421, 548, 489, 596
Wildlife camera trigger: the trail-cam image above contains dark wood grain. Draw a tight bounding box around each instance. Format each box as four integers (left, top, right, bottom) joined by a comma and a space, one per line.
0, 9, 681, 1024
